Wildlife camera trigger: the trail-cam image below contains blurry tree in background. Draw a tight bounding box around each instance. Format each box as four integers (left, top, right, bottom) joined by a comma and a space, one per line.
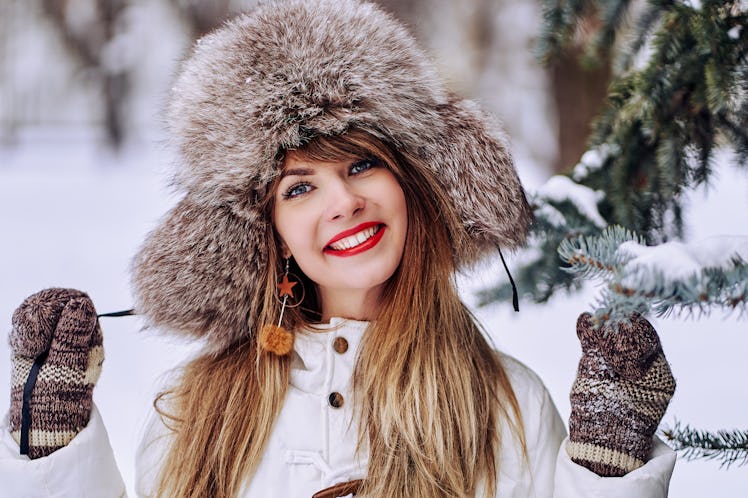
379, 0, 569, 171
0, 0, 573, 173
481, 0, 747, 467
39, 0, 130, 148
0, 0, 257, 150
168, 0, 246, 39
546, 13, 611, 172
483, 0, 747, 303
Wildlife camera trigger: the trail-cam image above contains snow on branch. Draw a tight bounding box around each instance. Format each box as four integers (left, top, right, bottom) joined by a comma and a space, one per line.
534, 176, 608, 229
559, 226, 748, 324
618, 236, 748, 290
476, 175, 612, 306
572, 144, 619, 182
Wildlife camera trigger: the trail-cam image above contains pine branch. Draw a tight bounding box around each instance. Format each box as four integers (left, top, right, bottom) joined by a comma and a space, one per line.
482, 1, 748, 308
475, 250, 580, 306
587, 0, 634, 63
596, 263, 748, 323
718, 111, 748, 166
558, 227, 748, 323
558, 225, 643, 280
662, 422, 748, 468
537, 0, 595, 63
614, 2, 664, 73
539, 0, 747, 244
477, 177, 608, 306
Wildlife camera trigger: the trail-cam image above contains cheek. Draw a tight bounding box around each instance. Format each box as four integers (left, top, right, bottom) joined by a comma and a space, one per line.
273, 209, 299, 253
383, 177, 407, 232
273, 207, 317, 258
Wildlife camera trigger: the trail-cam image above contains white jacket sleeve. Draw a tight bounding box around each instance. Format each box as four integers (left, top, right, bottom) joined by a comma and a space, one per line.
497, 353, 567, 497
554, 436, 676, 498
0, 405, 126, 498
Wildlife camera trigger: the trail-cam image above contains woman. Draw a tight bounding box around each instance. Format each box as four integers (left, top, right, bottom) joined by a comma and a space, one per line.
2, 0, 676, 496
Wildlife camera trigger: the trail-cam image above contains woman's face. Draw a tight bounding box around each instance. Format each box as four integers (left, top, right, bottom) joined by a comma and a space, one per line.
273, 152, 407, 320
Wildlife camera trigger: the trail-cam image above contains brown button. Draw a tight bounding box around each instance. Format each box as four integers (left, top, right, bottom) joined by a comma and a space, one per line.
328, 392, 344, 408
333, 336, 349, 354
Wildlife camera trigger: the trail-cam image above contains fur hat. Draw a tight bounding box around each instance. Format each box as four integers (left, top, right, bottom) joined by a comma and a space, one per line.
131, 0, 532, 350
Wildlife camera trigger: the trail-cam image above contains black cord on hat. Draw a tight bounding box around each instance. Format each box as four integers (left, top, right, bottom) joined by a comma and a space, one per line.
97, 309, 135, 318
497, 248, 519, 312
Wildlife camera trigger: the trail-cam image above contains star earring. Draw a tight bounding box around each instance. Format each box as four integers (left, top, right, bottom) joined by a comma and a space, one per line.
259, 258, 305, 355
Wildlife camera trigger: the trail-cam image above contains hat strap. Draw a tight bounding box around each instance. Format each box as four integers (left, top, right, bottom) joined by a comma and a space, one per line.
97, 309, 135, 317
498, 248, 519, 312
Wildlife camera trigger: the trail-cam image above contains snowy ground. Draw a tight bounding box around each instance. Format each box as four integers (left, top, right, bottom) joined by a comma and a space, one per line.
1, 134, 746, 496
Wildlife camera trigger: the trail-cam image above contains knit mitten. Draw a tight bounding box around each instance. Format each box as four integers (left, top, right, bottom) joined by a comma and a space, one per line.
568, 312, 676, 477
9, 288, 104, 459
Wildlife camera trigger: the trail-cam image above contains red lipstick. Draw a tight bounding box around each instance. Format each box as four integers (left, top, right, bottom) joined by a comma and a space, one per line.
324, 222, 386, 257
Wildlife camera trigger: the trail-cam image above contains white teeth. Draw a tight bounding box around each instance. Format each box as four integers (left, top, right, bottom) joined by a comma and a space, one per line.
329, 226, 380, 250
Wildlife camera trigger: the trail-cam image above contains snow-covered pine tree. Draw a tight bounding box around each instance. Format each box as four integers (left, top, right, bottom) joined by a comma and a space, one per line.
480, 0, 748, 466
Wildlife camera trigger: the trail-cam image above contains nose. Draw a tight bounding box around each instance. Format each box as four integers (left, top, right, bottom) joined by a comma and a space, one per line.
325, 179, 365, 221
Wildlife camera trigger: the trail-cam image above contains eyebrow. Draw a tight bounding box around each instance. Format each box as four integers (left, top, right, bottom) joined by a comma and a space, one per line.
280, 167, 315, 178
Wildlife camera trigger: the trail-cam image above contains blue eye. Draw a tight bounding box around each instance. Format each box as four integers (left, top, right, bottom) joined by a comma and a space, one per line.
350, 158, 376, 175
283, 182, 312, 199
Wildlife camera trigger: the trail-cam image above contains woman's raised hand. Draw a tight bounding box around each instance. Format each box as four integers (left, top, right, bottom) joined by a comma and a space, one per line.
9, 288, 104, 459
567, 312, 676, 476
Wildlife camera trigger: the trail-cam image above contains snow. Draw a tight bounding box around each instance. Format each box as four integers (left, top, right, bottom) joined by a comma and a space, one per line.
535, 203, 567, 228
535, 175, 608, 228
572, 144, 618, 181
1, 137, 746, 498
1, 2, 747, 497
460, 153, 748, 497
618, 236, 748, 285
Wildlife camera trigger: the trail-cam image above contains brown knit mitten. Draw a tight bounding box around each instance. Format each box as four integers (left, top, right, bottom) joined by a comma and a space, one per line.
568, 312, 676, 477
9, 288, 104, 459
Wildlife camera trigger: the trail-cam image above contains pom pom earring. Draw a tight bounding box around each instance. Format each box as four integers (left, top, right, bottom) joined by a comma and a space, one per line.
259, 258, 305, 355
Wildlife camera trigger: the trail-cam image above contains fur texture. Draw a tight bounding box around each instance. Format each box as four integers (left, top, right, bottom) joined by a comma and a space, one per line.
132, 0, 532, 350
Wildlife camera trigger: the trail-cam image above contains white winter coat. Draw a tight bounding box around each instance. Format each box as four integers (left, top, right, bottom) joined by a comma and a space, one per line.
1, 318, 675, 497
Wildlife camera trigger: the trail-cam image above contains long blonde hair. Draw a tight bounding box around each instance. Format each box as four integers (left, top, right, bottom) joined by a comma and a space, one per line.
154, 129, 526, 497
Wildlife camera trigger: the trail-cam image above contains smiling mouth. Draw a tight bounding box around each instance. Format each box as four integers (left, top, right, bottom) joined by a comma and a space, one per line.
324, 223, 386, 256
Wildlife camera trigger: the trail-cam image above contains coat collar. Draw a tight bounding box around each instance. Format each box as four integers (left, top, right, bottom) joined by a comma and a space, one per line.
290, 318, 369, 395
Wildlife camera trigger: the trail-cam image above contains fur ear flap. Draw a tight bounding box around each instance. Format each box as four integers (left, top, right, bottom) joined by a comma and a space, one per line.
429, 97, 533, 265
131, 198, 269, 352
